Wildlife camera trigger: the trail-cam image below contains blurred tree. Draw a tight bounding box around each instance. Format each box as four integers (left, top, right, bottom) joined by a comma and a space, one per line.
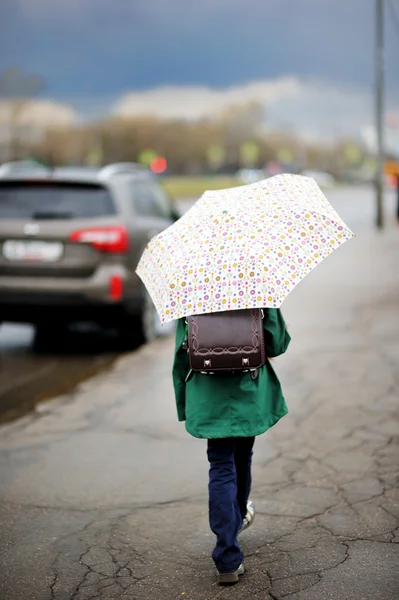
0, 67, 45, 159
19, 98, 360, 178
221, 101, 266, 164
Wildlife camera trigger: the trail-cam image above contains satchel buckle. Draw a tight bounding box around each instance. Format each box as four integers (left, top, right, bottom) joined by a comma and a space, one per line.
242, 358, 250, 367
204, 359, 212, 368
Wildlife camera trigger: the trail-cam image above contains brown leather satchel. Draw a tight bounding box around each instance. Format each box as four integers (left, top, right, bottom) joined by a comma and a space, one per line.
186, 308, 265, 374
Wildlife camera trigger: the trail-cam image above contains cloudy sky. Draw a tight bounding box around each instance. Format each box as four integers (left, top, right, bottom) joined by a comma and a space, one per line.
1, 0, 399, 144
2, 0, 399, 96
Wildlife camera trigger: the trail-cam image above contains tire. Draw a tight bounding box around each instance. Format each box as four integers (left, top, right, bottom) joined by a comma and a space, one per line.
120, 292, 158, 349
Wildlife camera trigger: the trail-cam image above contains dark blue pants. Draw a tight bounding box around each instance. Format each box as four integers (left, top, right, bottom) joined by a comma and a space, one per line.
207, 437, 255, 573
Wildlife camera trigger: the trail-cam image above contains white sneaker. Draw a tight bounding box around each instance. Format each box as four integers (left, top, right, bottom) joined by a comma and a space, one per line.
239, 500, 255, 533
217, 563, 245, 584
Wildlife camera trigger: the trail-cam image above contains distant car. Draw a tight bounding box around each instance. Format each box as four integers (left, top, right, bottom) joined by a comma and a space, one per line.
301, 170, 336, 189
0, 162, 178, 347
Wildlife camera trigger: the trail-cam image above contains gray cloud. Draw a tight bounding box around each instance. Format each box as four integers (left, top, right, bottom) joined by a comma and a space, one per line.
2, 0, 399, 97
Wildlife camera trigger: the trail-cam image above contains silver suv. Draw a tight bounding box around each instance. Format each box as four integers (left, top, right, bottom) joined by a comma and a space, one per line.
0, 162, 178, 346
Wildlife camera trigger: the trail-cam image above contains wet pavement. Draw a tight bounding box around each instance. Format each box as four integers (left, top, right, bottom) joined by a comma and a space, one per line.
0, 186, 398, 599
0, 324, 123, 425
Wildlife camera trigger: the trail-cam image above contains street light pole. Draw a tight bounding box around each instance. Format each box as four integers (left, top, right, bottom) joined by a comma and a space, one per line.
375, 0, 384, 229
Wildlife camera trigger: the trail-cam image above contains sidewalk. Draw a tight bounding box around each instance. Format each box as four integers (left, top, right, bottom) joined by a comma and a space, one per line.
0, 203, 398, 599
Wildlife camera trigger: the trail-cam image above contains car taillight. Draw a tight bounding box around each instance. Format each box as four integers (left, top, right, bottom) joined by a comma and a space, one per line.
109, 275, 123, 301
69, 226, 129, 253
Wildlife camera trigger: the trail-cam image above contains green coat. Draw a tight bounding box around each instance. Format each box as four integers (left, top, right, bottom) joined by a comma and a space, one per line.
172, 309, 291, 439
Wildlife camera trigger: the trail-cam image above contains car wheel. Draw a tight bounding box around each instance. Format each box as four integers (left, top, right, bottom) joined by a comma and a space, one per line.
121, 292, 158, 349
140, 290, 158, 344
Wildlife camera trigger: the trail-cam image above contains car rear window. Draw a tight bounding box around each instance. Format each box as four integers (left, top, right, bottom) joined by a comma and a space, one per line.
0, 182, 116, 219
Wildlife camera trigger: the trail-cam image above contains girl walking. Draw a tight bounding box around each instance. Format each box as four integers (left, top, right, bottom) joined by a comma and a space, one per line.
172, 308, 291, 584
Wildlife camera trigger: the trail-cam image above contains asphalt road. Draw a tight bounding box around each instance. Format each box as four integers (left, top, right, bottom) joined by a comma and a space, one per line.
0, 324, 123, 424
0, 185, 398, 600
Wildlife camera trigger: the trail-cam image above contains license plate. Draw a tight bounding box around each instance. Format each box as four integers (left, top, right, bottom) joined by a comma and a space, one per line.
3, 240, 63, 262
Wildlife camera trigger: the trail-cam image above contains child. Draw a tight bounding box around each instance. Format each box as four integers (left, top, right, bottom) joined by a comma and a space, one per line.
172, 308, 291, 585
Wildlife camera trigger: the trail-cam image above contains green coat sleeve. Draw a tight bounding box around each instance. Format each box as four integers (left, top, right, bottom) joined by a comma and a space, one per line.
263, 308, 291, 358
172, 318, 189, 421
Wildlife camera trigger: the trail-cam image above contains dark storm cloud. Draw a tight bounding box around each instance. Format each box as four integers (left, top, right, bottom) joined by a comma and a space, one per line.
1, 0, 398, 96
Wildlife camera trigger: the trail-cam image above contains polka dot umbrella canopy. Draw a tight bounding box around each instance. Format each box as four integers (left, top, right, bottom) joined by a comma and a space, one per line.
136, 174, 355, 324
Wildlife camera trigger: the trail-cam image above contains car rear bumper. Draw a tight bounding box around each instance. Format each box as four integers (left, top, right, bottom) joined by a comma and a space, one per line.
0, 267, 144, 324
0, 295, 129, 324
